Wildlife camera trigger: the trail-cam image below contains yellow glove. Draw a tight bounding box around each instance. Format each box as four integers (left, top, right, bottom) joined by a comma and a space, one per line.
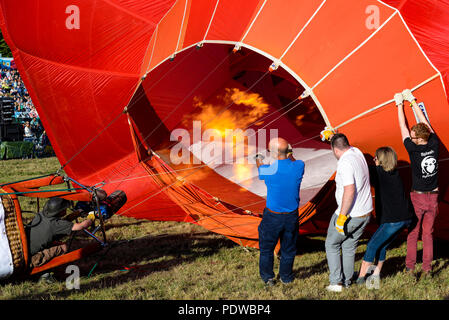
87, 211, 96, 222
335, 214, 348, 235
320, 127, 336, 142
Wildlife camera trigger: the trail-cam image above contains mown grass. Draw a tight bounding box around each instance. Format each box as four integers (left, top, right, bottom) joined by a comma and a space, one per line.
1, 157, 449, 300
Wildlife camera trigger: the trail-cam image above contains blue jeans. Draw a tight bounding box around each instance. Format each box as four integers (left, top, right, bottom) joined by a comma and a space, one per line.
364, 220, 411, 263
258, 208, 299, 283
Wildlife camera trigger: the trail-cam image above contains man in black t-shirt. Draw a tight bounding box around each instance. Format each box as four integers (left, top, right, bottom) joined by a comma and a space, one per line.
396, 89, 439, 277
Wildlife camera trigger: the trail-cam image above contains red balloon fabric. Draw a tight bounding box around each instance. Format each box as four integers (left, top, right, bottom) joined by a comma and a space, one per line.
1, 0, 449, 247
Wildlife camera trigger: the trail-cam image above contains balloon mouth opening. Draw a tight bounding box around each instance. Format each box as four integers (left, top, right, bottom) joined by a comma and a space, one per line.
127, 43, 336, 205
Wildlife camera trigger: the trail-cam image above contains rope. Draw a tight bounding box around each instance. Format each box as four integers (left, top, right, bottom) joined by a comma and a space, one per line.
105, 102, 319, 187
0, 188, 85, 196
291, 133, 323, 147
174, 0, 189, 54
87, 241, 116, 278
59, 45, 198, 173
98, 78, 307, 219
56, 0, 330, 190
334, 73, 440, 130
311, 11, 397, 90
106, 164, 210, 184
115, 98, 305, 215
146, 25, 158, 71
213, 99, 304, 167
108, 178, 333, 261
101, 66, 270, 187
238, 0, 267, 44
99, 50, 232, 186
279, 0, 327, 61
0, 173, 54, 188
201, 0, 220, 43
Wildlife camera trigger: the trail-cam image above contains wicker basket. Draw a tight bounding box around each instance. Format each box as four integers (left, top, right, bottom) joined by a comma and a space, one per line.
0, 190, 26, 274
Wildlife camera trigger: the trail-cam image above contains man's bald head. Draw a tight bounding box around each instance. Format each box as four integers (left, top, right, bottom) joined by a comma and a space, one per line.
269, 137, 289, 158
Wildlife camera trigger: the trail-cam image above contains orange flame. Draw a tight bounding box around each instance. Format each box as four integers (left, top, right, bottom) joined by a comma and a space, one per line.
234, 164, 252, 184
183, 88, 270, 137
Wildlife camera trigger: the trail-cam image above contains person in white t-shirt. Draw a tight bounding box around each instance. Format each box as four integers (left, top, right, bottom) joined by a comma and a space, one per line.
325, 133, 373, 292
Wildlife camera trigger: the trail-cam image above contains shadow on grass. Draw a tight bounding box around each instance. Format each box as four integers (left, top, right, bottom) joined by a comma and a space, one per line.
294, 233, 449, 280
10, 231, 236, 299
10, 227, 449, 299
104, 220, 149, 230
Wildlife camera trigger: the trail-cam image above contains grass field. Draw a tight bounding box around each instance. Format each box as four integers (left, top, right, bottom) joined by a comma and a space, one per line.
1, 157, 449, 300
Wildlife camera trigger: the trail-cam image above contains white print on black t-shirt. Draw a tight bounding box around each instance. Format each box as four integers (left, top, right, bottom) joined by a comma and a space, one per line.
421, 155, 438, 178
421, 150, 434, 157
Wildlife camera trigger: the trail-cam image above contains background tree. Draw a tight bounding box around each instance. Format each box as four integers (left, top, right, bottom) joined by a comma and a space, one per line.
0, 31, 12, 57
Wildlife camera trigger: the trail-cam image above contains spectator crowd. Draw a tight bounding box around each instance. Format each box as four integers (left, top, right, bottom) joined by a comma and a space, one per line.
1, 67, 43, 136
0, 67, 52, 157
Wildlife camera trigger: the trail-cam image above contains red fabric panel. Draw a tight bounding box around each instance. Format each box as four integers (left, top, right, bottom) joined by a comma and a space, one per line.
16, 50, 138, 179
4, 175, 92, 201
148, 0, 189, 71
0, 0, 185, 221
142, 45, 232, 131
0, 0, 156, 181
205, 0, 263, 41
181, 0, 218, 48
2, 0, 449, 244
105, 0, 176, 25
0, 0, 158, 74
283, 1, 394, 86
382, 0, 449, 102
80, 151, 187, 221
315, 14, 438, 127
4, 175, 65, 189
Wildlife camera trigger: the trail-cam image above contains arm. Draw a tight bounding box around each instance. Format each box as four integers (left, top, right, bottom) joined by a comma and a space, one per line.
287, 153, 296, 161
403, 89, 434, 133
339, 184, 356, 217
287, 144, 295, 161
410, 100, 434, 133
255, 153, 265, 168
397, 103, 410, 141
335, 183, 355, 235
72, 219, 92, 231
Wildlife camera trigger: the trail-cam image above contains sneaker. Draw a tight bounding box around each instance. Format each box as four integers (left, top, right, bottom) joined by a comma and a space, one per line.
326, 284, 343, 292
264, 279, 275, 287
420, 270, 432, 280
280, 279, 293, 285
38, 272, 57, 284
404, 267, 414, 274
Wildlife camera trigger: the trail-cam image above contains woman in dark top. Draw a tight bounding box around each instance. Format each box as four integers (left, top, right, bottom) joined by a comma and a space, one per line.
356, 147, 413, 286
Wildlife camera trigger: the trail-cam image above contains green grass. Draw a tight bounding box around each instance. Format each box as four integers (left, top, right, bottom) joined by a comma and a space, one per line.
1, 157, 449, 300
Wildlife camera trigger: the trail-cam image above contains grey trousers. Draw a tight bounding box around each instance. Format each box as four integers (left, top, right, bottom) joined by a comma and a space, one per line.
325, 214, 371, 286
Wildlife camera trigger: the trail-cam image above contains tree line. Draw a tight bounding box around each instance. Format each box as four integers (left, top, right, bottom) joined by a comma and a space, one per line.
0, 31, 12, 57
